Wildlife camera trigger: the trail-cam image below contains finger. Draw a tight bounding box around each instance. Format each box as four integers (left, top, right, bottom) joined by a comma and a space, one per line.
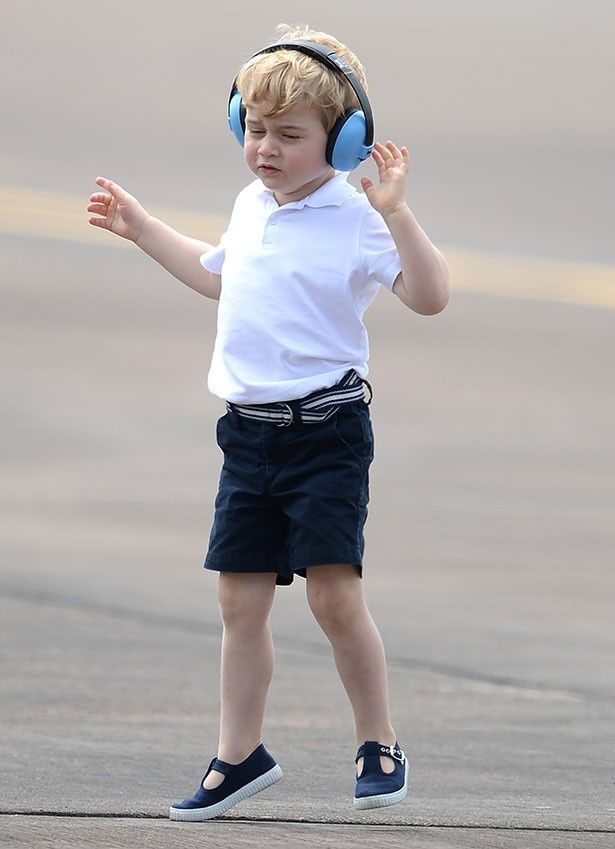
88, 216, 108, 228
371, 148, 385, 168
385, 140, 403, 160
87, 203, 109, 215
374, 141, 393, 161
360, 177, 377, 205
95, 176, 124, 198
89, 192, 111, 203
372, 145, 393, 169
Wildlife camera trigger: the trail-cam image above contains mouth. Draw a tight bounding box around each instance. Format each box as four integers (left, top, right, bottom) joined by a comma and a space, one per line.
258, 165, 281, 174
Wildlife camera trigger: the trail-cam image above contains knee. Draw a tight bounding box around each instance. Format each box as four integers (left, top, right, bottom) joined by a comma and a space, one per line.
306, 566, 363, 635
218, 573, 275, 631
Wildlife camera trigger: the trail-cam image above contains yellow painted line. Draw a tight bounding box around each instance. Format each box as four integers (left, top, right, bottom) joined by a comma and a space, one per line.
2, 185, 614, 309
0, 184, 227, 249
446, 247, 615, 310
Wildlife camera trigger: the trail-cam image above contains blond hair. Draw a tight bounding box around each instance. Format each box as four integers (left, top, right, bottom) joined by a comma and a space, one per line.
235, 23, 368, 133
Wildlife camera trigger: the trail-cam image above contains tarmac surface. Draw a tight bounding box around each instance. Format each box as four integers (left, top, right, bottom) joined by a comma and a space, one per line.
2, 2, 615, 846
2, 236, 614, 846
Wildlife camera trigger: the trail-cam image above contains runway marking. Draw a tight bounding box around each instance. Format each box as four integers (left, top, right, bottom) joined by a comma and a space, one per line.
2, 184, 614, 309
0, 184, 227, 249
447, 246, 615, 310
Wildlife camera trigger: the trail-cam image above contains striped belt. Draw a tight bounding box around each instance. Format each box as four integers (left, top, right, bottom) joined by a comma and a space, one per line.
226, 369, 372, 427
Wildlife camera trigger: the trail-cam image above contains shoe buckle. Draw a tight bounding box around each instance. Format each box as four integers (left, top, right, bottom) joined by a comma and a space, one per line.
380, 744, 405, 763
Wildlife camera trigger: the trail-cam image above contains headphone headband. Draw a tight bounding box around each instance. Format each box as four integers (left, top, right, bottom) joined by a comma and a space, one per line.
249, 40, 374, 146
227, 39, 375, 171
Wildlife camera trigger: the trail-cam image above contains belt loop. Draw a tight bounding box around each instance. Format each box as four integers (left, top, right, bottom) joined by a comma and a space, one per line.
360, 378, 373, 406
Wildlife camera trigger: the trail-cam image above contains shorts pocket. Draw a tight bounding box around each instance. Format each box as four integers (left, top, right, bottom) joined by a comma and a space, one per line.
333, 403, 374, 465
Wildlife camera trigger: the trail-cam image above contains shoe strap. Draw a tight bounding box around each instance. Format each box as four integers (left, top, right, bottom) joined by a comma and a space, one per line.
203, 756, 233, 779
355, 741, 405, 764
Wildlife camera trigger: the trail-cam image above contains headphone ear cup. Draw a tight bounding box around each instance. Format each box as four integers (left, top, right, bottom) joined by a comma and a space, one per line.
326, 109, 372, 172
228, 91, 246, 146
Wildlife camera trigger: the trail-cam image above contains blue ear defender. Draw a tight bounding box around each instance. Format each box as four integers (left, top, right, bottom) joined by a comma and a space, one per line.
227, 40, 374, 172
227, 89, 246, 146
326, 109, 372, 172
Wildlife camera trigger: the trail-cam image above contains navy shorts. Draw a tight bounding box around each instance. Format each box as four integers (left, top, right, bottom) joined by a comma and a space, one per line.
204, 399, 374, 586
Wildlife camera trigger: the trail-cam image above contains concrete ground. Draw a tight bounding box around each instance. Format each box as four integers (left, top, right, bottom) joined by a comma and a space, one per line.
1, 2, 614, 845
2, 236, 614, 847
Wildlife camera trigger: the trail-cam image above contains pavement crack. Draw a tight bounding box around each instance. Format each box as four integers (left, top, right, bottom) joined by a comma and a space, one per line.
1, 812, 614, 833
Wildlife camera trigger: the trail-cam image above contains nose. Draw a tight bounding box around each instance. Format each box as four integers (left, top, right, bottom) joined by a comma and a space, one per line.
258, 132, 278, 157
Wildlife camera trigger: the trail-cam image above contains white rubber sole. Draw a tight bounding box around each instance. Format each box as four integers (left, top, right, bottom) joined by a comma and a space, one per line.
353, 764, 408, 810
169, 764, 283, 821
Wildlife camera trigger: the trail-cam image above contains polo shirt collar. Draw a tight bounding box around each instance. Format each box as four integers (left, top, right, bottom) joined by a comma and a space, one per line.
256, 171, 355, 209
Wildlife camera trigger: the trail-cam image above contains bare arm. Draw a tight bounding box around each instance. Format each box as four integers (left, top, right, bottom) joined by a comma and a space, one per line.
361, 143, 449, 315
135, 215, 221, 300
386, 205, 449, 315
87, 177, 221, 301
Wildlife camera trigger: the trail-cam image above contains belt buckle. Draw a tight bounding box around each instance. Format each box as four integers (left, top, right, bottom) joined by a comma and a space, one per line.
276, 402, 294, 428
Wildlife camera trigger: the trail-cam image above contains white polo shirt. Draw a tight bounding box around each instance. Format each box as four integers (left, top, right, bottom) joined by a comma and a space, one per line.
200, 171, 402, 404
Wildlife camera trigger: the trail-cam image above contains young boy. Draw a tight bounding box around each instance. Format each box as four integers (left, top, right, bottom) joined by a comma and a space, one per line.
87, 24, 449, 820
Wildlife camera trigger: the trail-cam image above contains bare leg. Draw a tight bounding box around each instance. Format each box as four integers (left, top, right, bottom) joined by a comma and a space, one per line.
203, 571, 277, 790
306, 563, 397, 776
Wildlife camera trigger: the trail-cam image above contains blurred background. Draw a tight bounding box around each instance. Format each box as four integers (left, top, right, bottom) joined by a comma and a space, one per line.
1, 0, 614, 830
3, 0, 614, 260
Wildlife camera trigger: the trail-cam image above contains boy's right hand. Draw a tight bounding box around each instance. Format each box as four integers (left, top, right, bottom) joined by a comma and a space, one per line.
87, 177, 149, 243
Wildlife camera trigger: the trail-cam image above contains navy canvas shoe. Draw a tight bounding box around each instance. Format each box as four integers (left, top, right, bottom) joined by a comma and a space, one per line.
169, 743, 283, 821
354, 741, 408, 810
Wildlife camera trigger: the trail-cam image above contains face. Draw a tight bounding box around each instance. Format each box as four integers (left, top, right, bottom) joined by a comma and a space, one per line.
243, 100, 335, 205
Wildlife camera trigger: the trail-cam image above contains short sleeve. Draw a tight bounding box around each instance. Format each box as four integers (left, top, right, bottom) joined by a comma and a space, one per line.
200, 229, 228, 275
359, 207, 402, 291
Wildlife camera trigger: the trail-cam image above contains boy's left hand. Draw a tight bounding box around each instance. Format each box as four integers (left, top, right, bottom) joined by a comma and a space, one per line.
361, 141, 410, 218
